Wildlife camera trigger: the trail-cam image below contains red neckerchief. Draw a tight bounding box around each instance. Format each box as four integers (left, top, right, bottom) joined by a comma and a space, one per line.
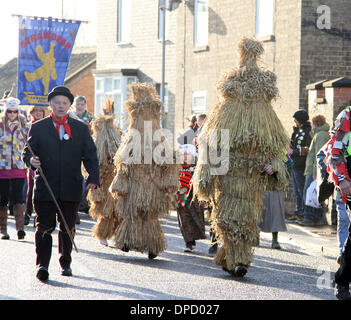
50, 113, 72, 140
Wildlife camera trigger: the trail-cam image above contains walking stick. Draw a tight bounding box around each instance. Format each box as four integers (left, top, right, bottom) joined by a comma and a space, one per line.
25, 140, 79, 253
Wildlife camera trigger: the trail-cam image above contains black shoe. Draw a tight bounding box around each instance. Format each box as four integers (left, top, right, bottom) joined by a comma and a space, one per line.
121, 244, 130, 252
271, 240, 281, 250
208, 244, 218, 256
148, 252, 157, 259
61, 267, 72, 277
334, 282, 351, 300
184, 242, 193, 253
24, 214, 30, 226
222, 266, 230, 274
1, 233, 10, 240
232, 264, 248, 278
17, 230, 26, 240
36, 267, 49, 282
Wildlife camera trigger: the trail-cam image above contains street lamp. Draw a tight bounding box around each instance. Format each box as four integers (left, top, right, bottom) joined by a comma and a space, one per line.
158, 0, 167, 106
159, 0, 180, 127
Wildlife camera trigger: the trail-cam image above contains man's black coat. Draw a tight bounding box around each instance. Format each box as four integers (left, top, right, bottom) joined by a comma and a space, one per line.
23, 116, 100, 202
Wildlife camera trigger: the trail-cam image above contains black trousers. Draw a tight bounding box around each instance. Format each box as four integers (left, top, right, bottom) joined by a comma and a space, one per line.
33, 200, 79, 269
335, 201, 351, 286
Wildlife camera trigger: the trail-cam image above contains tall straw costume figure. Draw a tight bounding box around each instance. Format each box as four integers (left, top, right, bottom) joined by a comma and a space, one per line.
193, 38, 289, 277
88, 99, 122, 241
109, 83, 178, 259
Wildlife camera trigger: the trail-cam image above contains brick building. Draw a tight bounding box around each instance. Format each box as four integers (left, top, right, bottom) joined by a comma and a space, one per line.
64, 48, 96, 114
96, 0, 351, 136
171, 0, 351, 136
95, 0, 178, 131
167, 0, 351, 223
174, 0, 302, 135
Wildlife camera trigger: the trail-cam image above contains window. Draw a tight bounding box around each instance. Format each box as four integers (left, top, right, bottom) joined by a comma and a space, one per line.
194, 0, 208, 47
94, 75, 137, 130
192, 91, 207, 114
95, 76, 122, 119
95, 78, 105, 116
158, 6, 169, 41
256, 0, 274, 36
117, 0, 131, 43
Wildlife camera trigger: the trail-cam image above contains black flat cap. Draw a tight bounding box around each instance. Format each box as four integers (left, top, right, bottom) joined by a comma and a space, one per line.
48, 86, 74, 104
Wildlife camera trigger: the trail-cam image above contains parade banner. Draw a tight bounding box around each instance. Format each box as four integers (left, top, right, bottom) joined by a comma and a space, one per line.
17, 16, 81, 106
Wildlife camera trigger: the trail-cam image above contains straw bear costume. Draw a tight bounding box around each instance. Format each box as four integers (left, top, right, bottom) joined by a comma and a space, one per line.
109, 83, 178, 258
193, 38, 289, 275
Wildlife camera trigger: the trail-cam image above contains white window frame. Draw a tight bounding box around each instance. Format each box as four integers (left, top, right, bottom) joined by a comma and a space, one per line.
94, 75, 137, 130
256, 0, 274, 36
194, 0, 208, 47
95, 78, 106, 116
192, 90, 207, 114
117, 0, 131, 43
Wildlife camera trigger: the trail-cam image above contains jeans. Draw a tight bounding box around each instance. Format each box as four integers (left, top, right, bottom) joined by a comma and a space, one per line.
336, 200, 351, 256
335, 201, 351, 286
292, 168, 305, 214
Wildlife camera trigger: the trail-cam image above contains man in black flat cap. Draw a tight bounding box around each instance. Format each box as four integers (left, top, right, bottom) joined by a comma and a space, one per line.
23, 86, 100, 282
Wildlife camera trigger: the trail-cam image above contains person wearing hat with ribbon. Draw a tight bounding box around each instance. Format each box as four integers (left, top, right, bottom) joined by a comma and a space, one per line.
23, 86, 100, 282
0, 97, 29, 240
287, 109, 312, 221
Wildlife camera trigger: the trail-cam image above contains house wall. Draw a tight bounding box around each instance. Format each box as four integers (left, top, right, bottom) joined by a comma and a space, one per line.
96, 0, 178, 135
175, 0, 302, 138
65, 60, 96, 114
67, 72, 96, 114
300, 0, 351, 109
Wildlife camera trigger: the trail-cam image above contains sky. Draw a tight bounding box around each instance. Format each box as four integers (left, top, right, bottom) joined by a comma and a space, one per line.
0, 0, 97, 65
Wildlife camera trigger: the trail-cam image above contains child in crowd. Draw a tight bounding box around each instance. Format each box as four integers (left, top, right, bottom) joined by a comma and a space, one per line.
175, 144, 206, 252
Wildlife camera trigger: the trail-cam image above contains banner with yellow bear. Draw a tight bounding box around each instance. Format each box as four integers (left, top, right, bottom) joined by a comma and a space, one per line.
17, 16, 81, 106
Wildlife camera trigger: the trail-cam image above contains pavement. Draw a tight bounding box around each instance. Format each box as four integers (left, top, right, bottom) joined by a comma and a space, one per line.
260, 219, 339, 259
0, 210, 342, 301
183, 209, 340, 260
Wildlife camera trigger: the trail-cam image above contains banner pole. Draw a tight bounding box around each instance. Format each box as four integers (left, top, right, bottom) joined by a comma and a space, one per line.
11, 13, 89, 24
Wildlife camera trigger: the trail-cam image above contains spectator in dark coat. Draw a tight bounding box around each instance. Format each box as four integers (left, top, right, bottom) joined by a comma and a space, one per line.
287, 109, 312, 221
23, 86, 100, 282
